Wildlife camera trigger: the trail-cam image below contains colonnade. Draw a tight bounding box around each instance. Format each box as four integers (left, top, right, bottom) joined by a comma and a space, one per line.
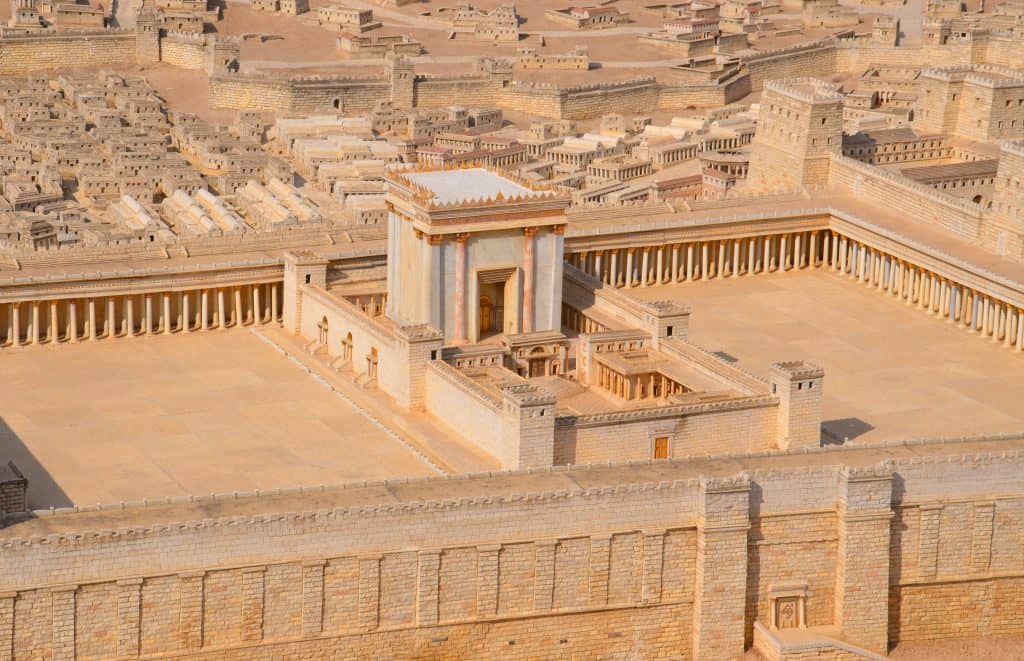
567, 230, 825, 288
823, 231, 1024, 352
568, 226, 1024, 354
0, 282, 282, 348
593, 361, 687, 401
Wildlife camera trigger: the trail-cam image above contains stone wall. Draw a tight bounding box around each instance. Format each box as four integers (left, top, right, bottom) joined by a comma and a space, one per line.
2, 438, 1023, 658
0, 29, 136, 75
828, 155, 984, 242
160, 32, 207, 70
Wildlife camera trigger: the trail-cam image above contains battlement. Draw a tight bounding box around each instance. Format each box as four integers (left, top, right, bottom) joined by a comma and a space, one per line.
763, 78, 843, 104
386, 163, 564, 211
920, 63, 1024, 88
770, 360, 825, 380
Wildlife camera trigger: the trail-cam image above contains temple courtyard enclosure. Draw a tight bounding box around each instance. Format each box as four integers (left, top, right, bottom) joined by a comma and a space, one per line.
630, 269, 1024, 445
0, 330, 442, 508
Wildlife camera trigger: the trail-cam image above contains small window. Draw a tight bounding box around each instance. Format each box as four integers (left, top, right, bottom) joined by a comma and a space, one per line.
772, 383, 777, 394
666, 325, 674, 337
654, 436, 669, 460
430, 350, 438, 360
304, 274, 311, 284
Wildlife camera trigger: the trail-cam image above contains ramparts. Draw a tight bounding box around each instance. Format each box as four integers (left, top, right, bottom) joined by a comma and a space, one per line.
0, 28, 136, 75
2, 434, 1024, 658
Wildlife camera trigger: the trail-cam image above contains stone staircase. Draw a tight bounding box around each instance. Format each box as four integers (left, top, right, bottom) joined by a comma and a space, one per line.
752, 622, 891, 661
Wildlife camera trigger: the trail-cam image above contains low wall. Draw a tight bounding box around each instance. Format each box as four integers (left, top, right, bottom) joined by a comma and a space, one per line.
424, 361, 505, 463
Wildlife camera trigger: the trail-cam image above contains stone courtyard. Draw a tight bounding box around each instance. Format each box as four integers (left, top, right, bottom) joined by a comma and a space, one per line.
0, 330, 440, 507
631, 269, 1024, 444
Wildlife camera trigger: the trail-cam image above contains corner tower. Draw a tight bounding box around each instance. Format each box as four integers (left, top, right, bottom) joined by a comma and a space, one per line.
746, 78, 844, 193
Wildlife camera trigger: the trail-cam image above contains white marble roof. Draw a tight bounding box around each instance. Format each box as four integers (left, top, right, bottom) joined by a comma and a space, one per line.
405, 168, 534, 204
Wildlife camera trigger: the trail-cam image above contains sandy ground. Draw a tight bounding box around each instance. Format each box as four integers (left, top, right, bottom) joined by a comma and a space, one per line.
629, 269, 1024, 445
889, 634, 1024, 660
0, 330, 441, 508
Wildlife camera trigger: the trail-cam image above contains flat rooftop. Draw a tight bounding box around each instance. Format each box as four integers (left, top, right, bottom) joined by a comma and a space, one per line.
404, 167, 534, 204
0, 331, 440, 509
629, 270, 1024, 444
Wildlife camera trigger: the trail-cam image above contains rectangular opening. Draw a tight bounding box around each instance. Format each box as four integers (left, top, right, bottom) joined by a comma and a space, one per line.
654, 436, 669, 460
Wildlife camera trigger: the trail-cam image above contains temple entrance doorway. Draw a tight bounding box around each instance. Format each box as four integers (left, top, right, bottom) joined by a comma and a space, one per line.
479, 296, 494, 333
528, 346, 546, 377
477, 283, 505, 340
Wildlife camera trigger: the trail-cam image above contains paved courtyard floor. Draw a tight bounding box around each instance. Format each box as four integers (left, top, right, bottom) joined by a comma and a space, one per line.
0, 330, 440, 508
630, 270, 1024, 445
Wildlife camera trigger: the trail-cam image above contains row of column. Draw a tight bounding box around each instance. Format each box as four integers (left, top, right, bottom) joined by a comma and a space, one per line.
568, 230, 825, 288
0, 283, 282, 348
825, 230, 1024, 352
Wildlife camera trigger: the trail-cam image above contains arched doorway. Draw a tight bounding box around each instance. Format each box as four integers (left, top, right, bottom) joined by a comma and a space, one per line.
479, 295, 494, 333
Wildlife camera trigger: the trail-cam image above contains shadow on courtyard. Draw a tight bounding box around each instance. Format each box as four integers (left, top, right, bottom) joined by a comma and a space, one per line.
0, 417, 72, 510
821, 417, 875, 445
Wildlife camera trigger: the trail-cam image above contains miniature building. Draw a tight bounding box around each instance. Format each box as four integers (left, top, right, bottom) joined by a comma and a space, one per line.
385, 167, 569, 343
746, 78, 844, 191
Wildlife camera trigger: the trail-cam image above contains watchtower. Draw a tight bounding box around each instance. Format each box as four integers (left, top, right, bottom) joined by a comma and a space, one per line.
746, 78, 843, 192
386, 52, 415, 110
135, 9, 161, 64
770, 360, 824, 449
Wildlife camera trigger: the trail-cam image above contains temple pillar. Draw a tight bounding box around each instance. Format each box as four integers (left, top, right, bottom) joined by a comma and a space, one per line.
640, 247, 650, 287
88, 299, 96, 340
271, 284, 279, 322
747, 238, 756, 276
254, 286, 262, 325
182, 292, 191, 333
523, 227, 536, 332
125, 298, 134, 337
49, 301, 58, 343
30, 302, 39, 345
779, 234, 788, 272
701, 242, 709, 279
218, 289, 226, 330
10, 303, 19, 347
732, 239, 741, 276
163, 294, 172, 335
671, 245, 679, 282
68, 301, 77, 344
453, 233, 468, 343
201, 291, 209, 330
144, 295, 153, 334
809, 231, 818, 269
610, 250, 619, 287
686, 244, 694, 281
764, 236, 772, 272
717, 241, 726, 278
234, 287, 243, 327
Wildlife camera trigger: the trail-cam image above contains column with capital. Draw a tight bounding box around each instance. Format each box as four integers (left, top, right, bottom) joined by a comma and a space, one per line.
453, 233, 469, 344
639, 247, 649, 287
107, 298, 116, 338
182, 292, 191, 333
523, 227, 537, 333
125, 297, 134, 337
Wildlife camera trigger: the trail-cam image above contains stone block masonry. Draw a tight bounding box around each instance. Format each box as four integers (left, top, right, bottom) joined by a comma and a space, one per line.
2, 437, 1024, 658
0, 30, 136, 76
